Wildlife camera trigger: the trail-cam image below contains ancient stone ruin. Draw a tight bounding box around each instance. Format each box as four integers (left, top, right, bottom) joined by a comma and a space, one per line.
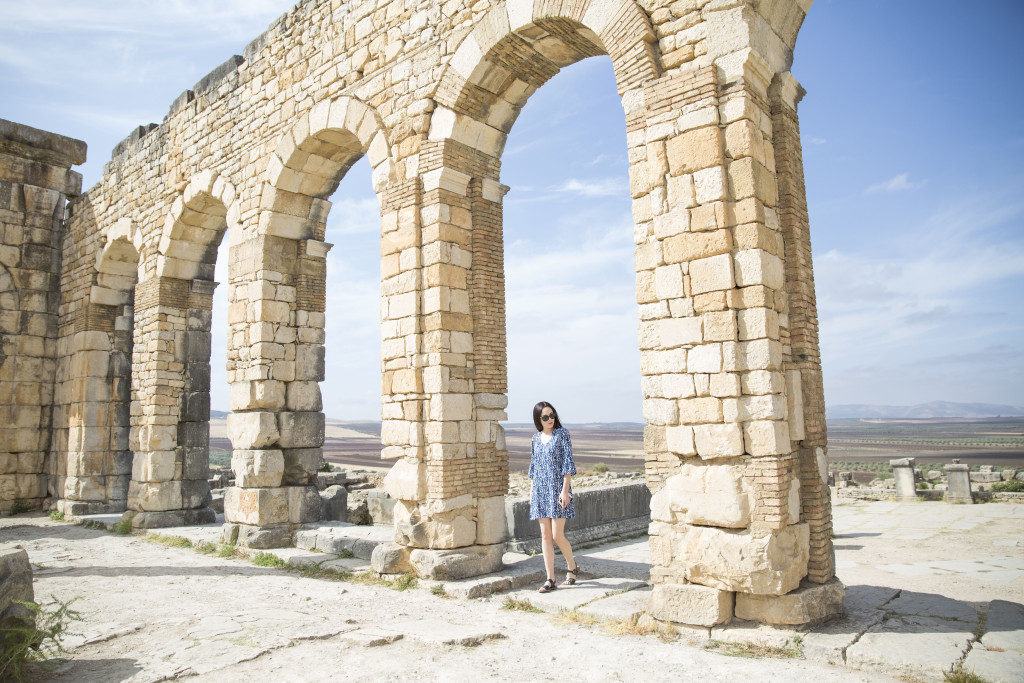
0, 0, 843, 627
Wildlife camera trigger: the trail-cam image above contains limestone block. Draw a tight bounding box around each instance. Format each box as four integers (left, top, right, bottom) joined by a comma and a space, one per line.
733, 249, 784, 289
650, 462, 753, 528
288, 485, 321, 524
0, 546, 34, 631
283, 448, 321, 485
739, 339, 782, 371
689, 254, 734, 295
428, 393, 473, 421
475, 495, 507, 545
787, 476, 801, 525
393, 496, 477, 549
738, 395, 786, 421
648, 583, 734, 627
224, 486, 289, 526
231, 449, 284, 488
654, 264, 685, 299
286, 381, 322, 411
694, 167, 726, 204
694, 424, 744, 458
666, 126, 723, 175
223, 523, 292, 549
295, 344, 325, 381
408, 544, 504, 581
639, 318, 702, 350
678, 397, 722, 424
678, 523, 809, 595
227, 412, 279, 449
665, 425, 696, 456
743, 420, 791, 456
710, 373, 741, 397
138, 424, 177, 452
662, 374, 696, 399
128, 480, 183, 512
687, 344, 722, 373
643, 398, 677, 425
735, 578, 845, 626
383, 458, 426, 501
278, 411, 325, 448
370, 542, 414, 574
131, 450, 177, 483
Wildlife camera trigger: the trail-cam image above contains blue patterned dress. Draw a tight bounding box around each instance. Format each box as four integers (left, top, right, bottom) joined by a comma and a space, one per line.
529, 427, 577, 520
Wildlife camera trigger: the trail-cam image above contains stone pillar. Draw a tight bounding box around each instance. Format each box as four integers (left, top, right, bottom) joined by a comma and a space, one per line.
221, 233, 326, 548
769, 72, 838, 584
890, 457, 918, 502
638, 42, 842, 627
373, 149, 507, 579
124, 275, 215, 527
944, 463, 973, 504
0, 120, 84, 514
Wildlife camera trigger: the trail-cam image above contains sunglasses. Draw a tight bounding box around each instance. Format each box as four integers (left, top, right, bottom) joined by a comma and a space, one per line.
541, 414, 555, 422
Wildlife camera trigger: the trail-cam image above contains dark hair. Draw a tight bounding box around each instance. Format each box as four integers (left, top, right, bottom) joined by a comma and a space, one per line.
532, 401, 562, 432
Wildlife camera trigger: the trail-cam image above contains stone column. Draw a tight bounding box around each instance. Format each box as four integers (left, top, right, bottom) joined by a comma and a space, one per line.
944, 463, 972, 504
890, 457, 918, 501
639, 49, 842, 628
221, 233, 326, 548
124, 275, 214, 527
0, 120, 85, 514
373, 149, 508, 579
769, 72, 838, 585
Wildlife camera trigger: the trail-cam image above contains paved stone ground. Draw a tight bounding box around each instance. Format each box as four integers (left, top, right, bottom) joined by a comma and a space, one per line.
1, 498, 1021, 682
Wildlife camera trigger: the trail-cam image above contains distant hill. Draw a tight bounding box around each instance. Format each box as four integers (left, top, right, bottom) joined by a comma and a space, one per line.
827, 401, 1024, 419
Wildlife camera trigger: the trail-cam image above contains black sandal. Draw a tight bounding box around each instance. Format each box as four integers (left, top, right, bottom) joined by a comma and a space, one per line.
562, 563, 582, 586
538, 578, 557, 593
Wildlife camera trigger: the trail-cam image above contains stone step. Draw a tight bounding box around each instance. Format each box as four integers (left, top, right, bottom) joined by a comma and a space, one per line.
295, 522, 393, 559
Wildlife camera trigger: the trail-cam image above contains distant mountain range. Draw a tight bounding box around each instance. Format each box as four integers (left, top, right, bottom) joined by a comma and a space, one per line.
826, 401, 1024, 419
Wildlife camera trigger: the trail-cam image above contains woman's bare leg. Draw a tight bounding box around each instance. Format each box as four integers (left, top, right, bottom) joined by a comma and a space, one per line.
537, 518, 555, 580
552, 518, 577, 572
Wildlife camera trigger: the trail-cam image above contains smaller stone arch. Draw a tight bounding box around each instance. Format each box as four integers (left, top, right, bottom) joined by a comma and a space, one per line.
157, 170, 238, 280
92, 217, 142, 306
260, 96, 393, 240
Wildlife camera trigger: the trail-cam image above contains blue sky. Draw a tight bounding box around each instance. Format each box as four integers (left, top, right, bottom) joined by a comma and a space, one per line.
2, 0, 1022, 423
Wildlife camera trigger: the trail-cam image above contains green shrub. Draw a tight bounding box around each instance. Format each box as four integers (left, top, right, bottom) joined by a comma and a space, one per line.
48, 510, 65, 522
991, 479, 1024, 493
318, 461, 335, 472
252, 552, 289, 568
8, 499, 31, 516
590, 463, 609, 474
0, 598, 83, 682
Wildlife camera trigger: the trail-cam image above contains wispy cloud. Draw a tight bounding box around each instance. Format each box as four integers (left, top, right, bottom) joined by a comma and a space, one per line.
807, 137, 827, 145
554, 177, 627, 197
325, 197, 381, 236
864, 172, 927, 194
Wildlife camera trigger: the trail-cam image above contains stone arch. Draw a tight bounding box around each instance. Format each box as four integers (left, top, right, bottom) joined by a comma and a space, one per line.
259, 96, 393, 241
93, 217, 142, 306
157, 170, 238, 281
430, 0, 659, 158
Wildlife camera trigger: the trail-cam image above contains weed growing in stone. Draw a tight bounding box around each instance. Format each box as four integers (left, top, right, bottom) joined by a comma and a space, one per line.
48, 510, 64, 522
552, 609, 597, 626
295, 564, 352, 582
193, 541, 218, 554
430, 584, 450, 598
502, 596, 542, 613
7, 499, 31, 516
217, 543, 238, 559
113, 519, 133, 535
252, 552, 289, 568
704, 638, 802, 659
350, 570, 418, 591
602, 613, 676, 641
146, 534, 193, 549
335, 548, 355, 559
390, 573, 418, 591
0, 598, 83, 682
944, 663, 985, 683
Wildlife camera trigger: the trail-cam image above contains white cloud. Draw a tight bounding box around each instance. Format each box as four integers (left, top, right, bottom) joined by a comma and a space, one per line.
554, 177, 627, 197
325, 197, 381, 236
807, 137, 827, 145
864, 172, 926, 194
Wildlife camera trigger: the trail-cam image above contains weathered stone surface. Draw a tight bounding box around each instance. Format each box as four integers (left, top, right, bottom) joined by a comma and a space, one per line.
382, 458, 426, 501
370, 541, 414, 574
393, 496, 477, 549
319, 484, 348, 521
648, 583, 734, 627
734, 577, 845, 625
407, 544, 503, 580
652, 521, 809, 595
231, 449, 284, 488
650, 462, 752, 528
475, 495, 507, 545
0, 546, 34, 636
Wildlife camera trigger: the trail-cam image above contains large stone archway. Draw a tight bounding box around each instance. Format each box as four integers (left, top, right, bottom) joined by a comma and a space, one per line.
2, 0, 842, 627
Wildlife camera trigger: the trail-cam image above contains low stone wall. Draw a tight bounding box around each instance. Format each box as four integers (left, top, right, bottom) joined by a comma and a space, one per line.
0, 546, 35, 640
504, 482, 651, 553
834, 487, 1023, 504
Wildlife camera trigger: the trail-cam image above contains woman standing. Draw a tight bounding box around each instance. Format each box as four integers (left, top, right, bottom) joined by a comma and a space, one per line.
529, 401, 582, 593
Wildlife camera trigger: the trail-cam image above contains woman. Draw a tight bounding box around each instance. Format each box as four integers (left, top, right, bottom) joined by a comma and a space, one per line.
528, 401, 582, 593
